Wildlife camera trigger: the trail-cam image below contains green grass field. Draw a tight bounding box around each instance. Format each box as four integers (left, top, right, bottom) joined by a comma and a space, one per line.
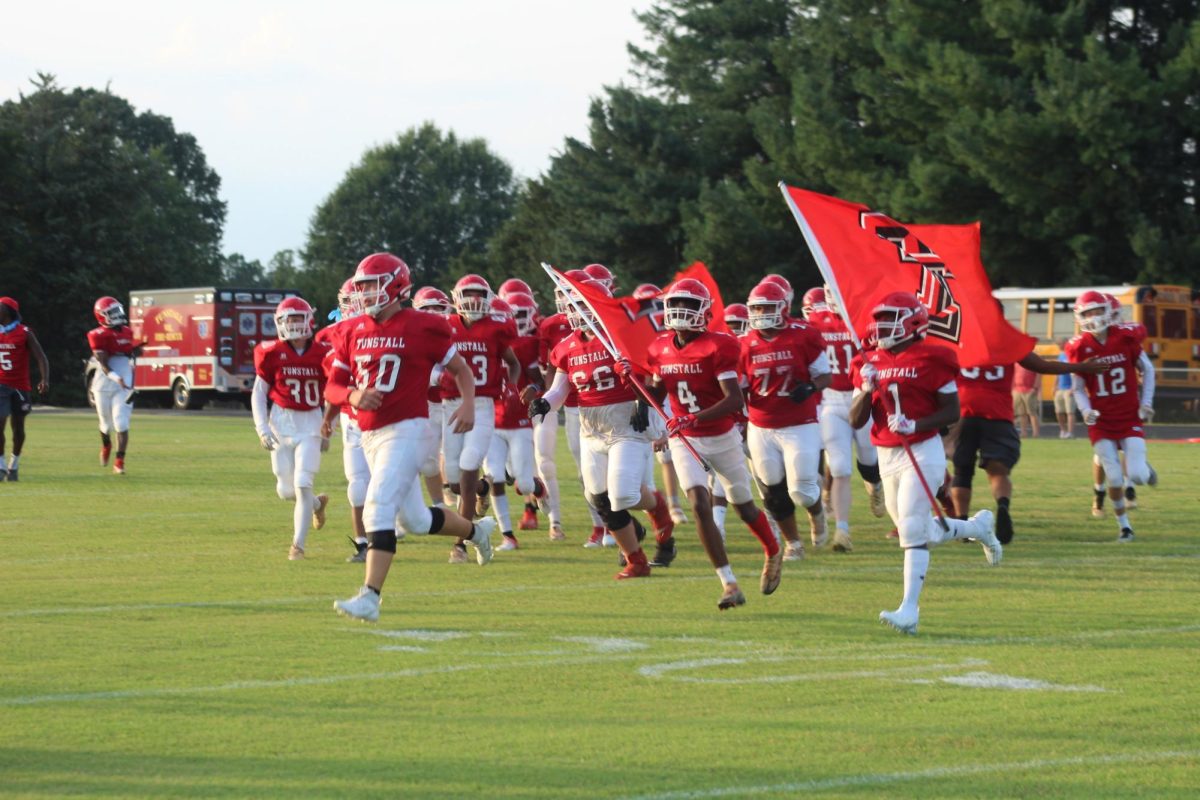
1, 411, 1198, 798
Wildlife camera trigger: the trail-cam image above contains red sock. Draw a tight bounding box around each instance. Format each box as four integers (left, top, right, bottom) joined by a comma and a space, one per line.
748, 510, 780, 556
627, 548, 648, 567
651, 491, 673, 542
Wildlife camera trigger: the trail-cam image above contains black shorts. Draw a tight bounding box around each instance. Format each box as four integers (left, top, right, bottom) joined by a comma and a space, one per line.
951, 416, 1020, 474
0, 384, 32, 419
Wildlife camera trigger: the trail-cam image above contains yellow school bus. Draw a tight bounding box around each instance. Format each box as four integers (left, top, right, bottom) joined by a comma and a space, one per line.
992, 284, 1199, 402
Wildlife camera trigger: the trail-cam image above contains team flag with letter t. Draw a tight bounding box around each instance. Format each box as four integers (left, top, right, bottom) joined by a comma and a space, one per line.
778, 183, 1037, 368
550, 265, 667, 373
670, 261, 731, 336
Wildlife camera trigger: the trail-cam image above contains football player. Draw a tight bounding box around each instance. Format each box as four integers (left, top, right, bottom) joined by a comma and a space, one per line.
252, 297, 333, 560
802, 286, 885, 552
637, 278, 789, 610
87, 297, 142, 475
741, 282, 833, 561
412, 286, 455, 507
529, 278, 673, 579
501, 289, 550, 533
1066, 290, 1157, 542
723, 303, 750, 338
582, 263, 616, 292
331, 253, 496, 622
442, 274, 523, 563
849, 292, 1002, 635
0, 297, 50, 481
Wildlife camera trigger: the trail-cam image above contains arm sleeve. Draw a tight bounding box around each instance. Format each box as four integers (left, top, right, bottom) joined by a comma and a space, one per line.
541, 370, 570, 411
324, 359, 353, 407
251, 376, 271, 435
1072, 374, 1093, 414
808, 351, 831, 378
1137, 350, 1155, 407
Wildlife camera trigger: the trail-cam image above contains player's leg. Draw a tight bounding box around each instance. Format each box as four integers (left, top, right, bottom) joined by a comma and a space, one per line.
977, 419, 1020, 544
785, 422, 832, 550
1092, 438, 1133, 540
579, 435, 645, 576
342, 416, 370, 562
3, 390, 29, 479
566, 406, 607, 544
485, 428, 517, 549
421, 401, 448, 506
289, 434, 323, 558
709, 430, 780, 600
666, 436, 730, 579
748, 424, 803, 558
533, 413, 564, 538
853, 422, 885, 517
0, 400, 8, 480
659, 453, 688, 524
949, 418, 980, 518
111, 390, 131, 472
1121, 436, 1152, 486
95, 386, 115, 469
879, 448, 931, 633
457, 396, 494, 517
709, 473, 727, 541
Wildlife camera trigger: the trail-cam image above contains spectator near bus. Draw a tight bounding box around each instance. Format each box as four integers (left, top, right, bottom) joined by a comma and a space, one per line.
1054, 344, 1076, 439
1011, 363, 1040, 437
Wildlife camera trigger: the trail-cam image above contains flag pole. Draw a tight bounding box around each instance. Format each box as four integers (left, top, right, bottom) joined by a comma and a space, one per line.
541, 263, 711, 472
778, 182, 949, 531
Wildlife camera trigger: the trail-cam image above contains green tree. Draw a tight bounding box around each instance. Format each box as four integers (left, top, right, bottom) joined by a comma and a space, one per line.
0, 74, 225, 404
219, 253, 268, 287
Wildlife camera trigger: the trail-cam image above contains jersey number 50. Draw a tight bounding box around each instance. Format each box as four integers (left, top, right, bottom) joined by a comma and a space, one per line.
355, 354, 403, 392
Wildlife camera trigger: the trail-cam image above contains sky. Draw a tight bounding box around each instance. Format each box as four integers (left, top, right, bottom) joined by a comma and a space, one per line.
2, 0, 654, 265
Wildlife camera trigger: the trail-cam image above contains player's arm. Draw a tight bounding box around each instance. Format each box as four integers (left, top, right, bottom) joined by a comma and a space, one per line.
1019, 350, 1106, 376
26, 330, 49, 393
531, 370, 570, 417
320, 401, 339, 439
444, 351, 476, 433
692, 376, 744, 424
250, 376, 277, 449
912, 387, 959, 434
501, 346, 520, 386
1136, 350, 1155, 419
92, 349, 127, 390
848, 360, 877, 429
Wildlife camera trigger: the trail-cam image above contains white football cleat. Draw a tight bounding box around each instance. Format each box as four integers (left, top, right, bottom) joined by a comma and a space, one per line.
496, 537, 519, 552
601, 532, 617, 548
868, 481, 887, 518
879, 608, 919, 635
334, 587, 380, 622
288, 545, 305, 561
810, 513, 829, 548
783, 541, 806, 562
470, 518, 496, 565
971, 509, 1002, 566
832, 528, 853, 553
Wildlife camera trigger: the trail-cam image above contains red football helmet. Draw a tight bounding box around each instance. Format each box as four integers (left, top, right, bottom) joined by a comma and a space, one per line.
1105, 293, 1123, 326
505, 292, 538, 336
801, 287, 828, 320
583, 263, 614, 291
565, 278, 609, 331
724, 303, 749, 337
452, 274, 493, 322
352, 253, 412, 317
490, 296, 513, 320
663, 279, 711, 331
498, 278, 534, 300
336, 278, 357, 318
275, 296, 315, 342
413, 286, 452, 315
759, 274, 794, 308
1074, 290, 1111, 334
632, 283, 661, 302
555, 269, 593, 317
747, 282, 790, 330
870, 292, 928, 350
93, 296, 126, 327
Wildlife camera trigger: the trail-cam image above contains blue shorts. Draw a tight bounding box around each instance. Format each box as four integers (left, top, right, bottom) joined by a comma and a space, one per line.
0, 384, 32, 419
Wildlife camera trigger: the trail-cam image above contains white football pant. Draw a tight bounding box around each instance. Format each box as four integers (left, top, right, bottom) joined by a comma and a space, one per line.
1093, 437, 1150, 488
360, 418, 434, 534
340, 411, 369, 508
441, 396, 494, 483
93, 385, 132, 435
747, 422, 822, 508
819, 390, 877, 477
486, 426, 538, 496
420, 401, 444, 479
670, 428, 753, 505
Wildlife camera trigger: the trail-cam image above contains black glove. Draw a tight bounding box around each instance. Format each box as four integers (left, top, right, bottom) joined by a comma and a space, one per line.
789, 381, 817, 404
528, 397, 551, 421
630, 399, 650, 433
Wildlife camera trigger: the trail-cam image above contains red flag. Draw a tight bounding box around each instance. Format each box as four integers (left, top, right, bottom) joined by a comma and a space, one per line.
779, 183, 1036, 368
557, 269, 667, 373
671, 261, 730, 336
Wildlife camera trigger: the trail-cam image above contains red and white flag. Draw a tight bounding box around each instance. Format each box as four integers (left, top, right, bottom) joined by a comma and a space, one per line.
554, 267, 667, 373
779, 183, 1036, 367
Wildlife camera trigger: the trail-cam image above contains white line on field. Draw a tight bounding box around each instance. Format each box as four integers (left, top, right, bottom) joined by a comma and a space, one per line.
0, 597, 324, 617
621, 749, 1200, 799
638, 657, 988, 684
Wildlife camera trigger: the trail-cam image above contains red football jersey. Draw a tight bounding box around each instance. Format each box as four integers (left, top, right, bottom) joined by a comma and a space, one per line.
328, 309, 455, 430
316, 320, 354, 414
254, 338, 332, 411
442, 313, 517, 400
0, 324, 33, 390
858, 341, 959, 448
87, 325, 137, 357
550, 331, 634, 408
648, 331, 741, 437
808, 311, 859, 392
1065, 325, 1146, 442
739, 324, 827, 428
957, 363, 1015, 422
494, 336, 540, 429
538, 312, 578, 408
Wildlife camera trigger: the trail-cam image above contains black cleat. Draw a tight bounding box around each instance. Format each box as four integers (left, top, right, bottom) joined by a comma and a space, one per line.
1092, 489, 1106, 518
346, 537, 367, 563
995, 504, 1013, 545
6, 468, 16, 482
1124, 485, 1138, 509
1118, 527, 1135, 542
649, 537, 677, 568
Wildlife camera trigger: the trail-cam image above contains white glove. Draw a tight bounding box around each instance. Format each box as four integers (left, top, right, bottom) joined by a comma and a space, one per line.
1083, 409, 1101, 426
887, 413, 916, 435
1138, 404, 1154, 422
259, 431, 279, 451
859, 363, 878, 392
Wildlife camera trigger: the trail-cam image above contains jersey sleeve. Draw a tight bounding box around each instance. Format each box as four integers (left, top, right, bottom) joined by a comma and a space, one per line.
426, 315, 455, 365
86, 328, 108, 352
713, 335, 740, 381
253, 342, 272, 380
1063, 336, 1082, 363
933, 346, 960, 390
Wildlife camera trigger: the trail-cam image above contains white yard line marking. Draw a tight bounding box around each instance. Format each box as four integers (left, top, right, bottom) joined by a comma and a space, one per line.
639, 657, 988, 684
932, 671, 1105, 692
621, 749, 1200, 799
0, 597, 323, 618
556, 636, 650, 653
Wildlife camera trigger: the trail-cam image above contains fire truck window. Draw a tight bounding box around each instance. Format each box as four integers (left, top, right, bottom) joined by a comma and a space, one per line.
1161, 308, 1187, 339
239, 312, 257, 336
261, 313, 277, 338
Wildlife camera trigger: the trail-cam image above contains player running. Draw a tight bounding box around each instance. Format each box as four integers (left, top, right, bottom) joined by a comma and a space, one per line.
331, 253, 496, 622
87, 297, 141, 475
1066, 290, 1156, 542
849, 292, 1002, 635
252, 297, 333, 560
0, 297, 50, 481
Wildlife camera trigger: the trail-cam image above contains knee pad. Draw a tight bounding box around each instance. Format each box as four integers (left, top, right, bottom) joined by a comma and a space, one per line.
762, 482, 795, 521
428, 506, 446, 534
606, 508, 633, 530
586, 492, 612, 518
459, 442, 487, 472
368, 529, 397, 553
950, 470, 973, 490
347, 477, 368, 508
276, 481, 296, 501
856, 460, 881, 485
899, 515, 930, 548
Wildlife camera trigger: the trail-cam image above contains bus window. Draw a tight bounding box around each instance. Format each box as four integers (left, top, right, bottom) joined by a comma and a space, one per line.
1027, 299, 1051, 341
1052, 299, 1076, 340
1001, 299, 1023, 330
1141, 306, 1158, 337
1161, 308, 1187, 339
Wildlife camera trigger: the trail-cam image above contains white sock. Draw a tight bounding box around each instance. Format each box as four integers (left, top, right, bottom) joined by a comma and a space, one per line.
767, 515, 782, 544
355, 536, 368, 546
712, 505, 727, 536
587, 499, 604, 528
1094, 483, 1105, 493
928, 516, 973, 546
293, 487, 314, 549
836, 520, 850, 532
716, 565, 736, 586
492, 492, 511, 533
8, 455, 18, 469
899, 547, 930, 615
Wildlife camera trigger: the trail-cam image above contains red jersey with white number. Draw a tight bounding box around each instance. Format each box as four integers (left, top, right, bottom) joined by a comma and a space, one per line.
87, 325, 137, 357
647, 331, 741, 437
808, 311, 859, 392
495, 336, 540, 429
328, 309, 455, 430
739, 324, 827, 428
957, 363, 1015, 422
316, 320, 354, 414
1065, 325, 1146, 442
442, 313, 516, 400
857, 341, 959, 448
539, 312, 578, 408
254, 338, 332, 411
0, 324, 33, 390
550, 331, 634, 408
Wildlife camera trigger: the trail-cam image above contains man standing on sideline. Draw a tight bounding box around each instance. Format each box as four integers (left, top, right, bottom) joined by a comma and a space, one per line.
87, 297, 141, 475
1054, 344, 1076, 438
0, 297, 50, 481
1011, 362, 1040, 438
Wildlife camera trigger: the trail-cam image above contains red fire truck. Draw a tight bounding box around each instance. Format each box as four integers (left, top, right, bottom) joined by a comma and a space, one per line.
85, 286, 301, 409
